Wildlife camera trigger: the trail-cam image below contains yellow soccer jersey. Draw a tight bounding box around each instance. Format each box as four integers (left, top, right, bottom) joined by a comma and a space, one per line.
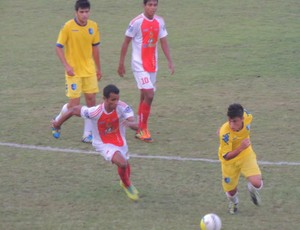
218, 110, 254, 163
56, 18, 100, 77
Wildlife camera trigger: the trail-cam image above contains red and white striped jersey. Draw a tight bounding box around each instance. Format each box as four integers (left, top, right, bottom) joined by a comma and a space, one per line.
81, 101, 134, 147
125, 13, 168, 72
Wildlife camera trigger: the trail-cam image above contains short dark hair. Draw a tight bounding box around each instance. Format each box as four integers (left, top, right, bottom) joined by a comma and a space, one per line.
227, 103, 244, 119
75, 0, 90, 11
103, 84, 120, 99
144, 0, 158, 5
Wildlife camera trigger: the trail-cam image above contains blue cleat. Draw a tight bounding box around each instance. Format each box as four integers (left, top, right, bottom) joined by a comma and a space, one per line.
51, 126, 61, 139
82, 134, 93, 143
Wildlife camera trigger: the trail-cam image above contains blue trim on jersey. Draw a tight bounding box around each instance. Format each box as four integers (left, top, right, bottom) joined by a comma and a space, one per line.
56, 43, 64, 48
92, 42, 100, 46
74, 17, 87, 27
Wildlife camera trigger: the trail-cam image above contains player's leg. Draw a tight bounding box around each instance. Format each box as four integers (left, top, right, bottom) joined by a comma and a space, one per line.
111, 151, 139, 201
226, 188, 239, 215
52, 76, 81, 139
241, 153, 263, 206
222, 162, 240, 214
134, 71, 155, 142
96, 145, 139, 201
247, 175, 263, 206
82, 76, 99, 143
81, 93, 96, 143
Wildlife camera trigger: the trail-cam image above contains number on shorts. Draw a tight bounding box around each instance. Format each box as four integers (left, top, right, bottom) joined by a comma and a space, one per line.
141, 77, 149, 85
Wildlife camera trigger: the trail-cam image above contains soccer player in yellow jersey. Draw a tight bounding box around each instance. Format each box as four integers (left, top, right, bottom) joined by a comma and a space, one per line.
218, 103, 263, 214
52, 0, 102, 143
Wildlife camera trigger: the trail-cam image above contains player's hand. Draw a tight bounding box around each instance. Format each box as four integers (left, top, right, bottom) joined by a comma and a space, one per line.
168, 61, 175, 75
97, 70, 102, 81
65, 65, 75, 76
118, 64, 126, 77
240, 138, 251, 150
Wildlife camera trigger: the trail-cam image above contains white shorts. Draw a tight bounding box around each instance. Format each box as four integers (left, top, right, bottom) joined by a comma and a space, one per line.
93, 143, 129, 162
133, 71, 157, 90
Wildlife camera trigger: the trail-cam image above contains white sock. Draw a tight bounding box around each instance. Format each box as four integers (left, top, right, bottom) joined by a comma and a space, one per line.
247, 181, 263, 193
226, 191, 239, 204
55, 103, 68, 121
83, 118, 92, 137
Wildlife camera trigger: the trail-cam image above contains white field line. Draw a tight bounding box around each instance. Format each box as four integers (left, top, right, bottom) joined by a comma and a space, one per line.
0, 142, 299, 166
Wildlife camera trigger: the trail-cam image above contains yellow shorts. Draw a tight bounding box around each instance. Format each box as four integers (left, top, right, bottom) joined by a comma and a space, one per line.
65, 75, 99, 99
221, 152, 261, 192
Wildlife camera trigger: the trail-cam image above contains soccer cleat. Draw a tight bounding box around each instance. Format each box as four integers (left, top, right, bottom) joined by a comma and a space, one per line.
135, 129, 153, 143
51, 121, 61, 139
249, 189, 261, 206
119, 181, 139, 201
120, 180, 139, 195
228, 201, 238, 214
82, 134, 93, 143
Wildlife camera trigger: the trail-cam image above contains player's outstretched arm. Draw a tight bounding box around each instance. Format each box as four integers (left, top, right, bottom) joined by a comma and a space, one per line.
122, 116, 138, 131
52, 105, 83, 130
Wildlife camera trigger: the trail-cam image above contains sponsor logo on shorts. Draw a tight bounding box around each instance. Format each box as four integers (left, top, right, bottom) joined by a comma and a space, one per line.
224, 177, 231, 183
71, 84, 77, 91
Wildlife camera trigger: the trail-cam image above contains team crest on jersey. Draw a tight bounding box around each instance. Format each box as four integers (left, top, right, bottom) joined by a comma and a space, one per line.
222, 133, 230, 144
246, 124, 251, 130
71, 83, 77, 91
88, 28, 93, 34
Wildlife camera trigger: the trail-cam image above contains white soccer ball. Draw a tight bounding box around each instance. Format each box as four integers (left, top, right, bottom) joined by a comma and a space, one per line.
200, 213, 222, 230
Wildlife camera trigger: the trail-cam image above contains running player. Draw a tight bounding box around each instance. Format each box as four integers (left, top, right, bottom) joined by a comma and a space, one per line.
51, 84, 139, 201
52, 0, 102, 143
118, 0, 175, 143
218, 103, 263, 214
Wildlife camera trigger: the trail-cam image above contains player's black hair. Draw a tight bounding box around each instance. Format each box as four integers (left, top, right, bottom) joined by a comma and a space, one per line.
227, 103, 244, 119
75, 0, 90, 11
103, 84, 120, 99
144, 0, 158, 5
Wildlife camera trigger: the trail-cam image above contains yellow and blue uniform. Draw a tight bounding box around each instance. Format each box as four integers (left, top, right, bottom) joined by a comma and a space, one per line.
56, 18, 100, 98
218, 110, 261, 192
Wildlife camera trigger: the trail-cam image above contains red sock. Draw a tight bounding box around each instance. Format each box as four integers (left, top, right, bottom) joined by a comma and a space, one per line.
140, 102, 151, 130
138, 102, 142, 130
118, 165, 131, 187
127, 163, 131, 178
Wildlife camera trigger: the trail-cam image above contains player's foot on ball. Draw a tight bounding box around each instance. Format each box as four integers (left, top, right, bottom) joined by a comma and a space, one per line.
51, 121, 61, 139
228, 201, 238, 214
135, 129, 153, 143
119, 181, 139, 201
249, 189, 261, 206
82, 134, 93, 143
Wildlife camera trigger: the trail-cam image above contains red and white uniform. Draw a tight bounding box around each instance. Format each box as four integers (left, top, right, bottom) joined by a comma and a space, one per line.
125, 13, 168, 73
81, 101, 134, 161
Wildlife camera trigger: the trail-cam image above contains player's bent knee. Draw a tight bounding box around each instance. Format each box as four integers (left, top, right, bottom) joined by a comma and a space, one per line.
112, 151, 127, 168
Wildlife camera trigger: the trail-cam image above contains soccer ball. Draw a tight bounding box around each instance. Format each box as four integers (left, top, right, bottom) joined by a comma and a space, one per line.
200, 213, 222, 230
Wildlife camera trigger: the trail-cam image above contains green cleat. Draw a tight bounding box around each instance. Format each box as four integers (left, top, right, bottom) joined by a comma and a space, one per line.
119, 181, 139, 201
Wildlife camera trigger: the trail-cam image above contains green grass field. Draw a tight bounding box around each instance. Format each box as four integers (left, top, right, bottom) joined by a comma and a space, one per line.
0, 0, 300, 229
